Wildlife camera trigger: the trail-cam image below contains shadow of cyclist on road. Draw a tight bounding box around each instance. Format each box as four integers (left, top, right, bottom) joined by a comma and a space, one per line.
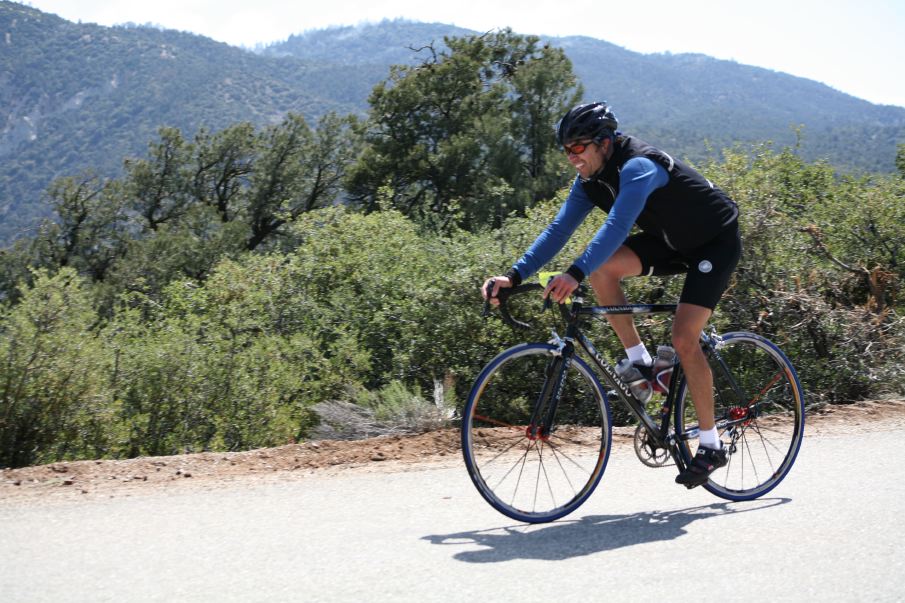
423, 499, 789, 563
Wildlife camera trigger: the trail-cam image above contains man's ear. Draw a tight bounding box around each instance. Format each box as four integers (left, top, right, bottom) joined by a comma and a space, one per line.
599, 136, 612, 155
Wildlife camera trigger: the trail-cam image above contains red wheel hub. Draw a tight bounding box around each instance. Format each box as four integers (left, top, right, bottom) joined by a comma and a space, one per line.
729, 407, 749, 421
525, 425, 550, 442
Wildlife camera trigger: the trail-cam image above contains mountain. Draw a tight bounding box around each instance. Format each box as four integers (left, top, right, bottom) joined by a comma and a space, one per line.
261, 21, 474, 65
2, 2, 904, 243
266, 25, 905, 172
557, 37, 905, 168
0, 2, 366, 241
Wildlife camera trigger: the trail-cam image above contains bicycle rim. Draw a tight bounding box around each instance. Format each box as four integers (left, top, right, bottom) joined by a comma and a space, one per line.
462, 343, 612, 523
674, 332, 805, 500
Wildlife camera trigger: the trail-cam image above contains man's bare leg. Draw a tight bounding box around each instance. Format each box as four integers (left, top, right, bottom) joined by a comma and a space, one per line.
589, 247, 717, 433
588, 246, 643, 349
672, 301, 730, 486
590, 248, 718, 428
671, 303, 715, 430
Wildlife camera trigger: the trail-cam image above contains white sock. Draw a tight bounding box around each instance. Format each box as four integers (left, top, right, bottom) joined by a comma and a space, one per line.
699, 426, 721, 450
626, 343, 652, 366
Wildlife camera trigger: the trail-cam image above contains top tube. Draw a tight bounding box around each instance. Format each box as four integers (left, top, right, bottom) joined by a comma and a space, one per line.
578, 304, 677, 316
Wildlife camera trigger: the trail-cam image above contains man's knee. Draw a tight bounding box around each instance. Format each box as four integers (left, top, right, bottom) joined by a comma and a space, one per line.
671, 304, 712, 357
670, 328, 700, 357
590, 246, 642, 283
589, 261, 623, 287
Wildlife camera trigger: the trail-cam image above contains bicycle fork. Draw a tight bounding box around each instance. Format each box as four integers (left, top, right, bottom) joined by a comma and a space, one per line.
527, 342, 575, 441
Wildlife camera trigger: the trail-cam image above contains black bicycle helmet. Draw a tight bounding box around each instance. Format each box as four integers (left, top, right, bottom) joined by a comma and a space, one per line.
555, 102, 619, 145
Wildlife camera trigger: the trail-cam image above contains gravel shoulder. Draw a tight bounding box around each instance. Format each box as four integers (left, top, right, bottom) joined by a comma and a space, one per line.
2, 398, 903, 505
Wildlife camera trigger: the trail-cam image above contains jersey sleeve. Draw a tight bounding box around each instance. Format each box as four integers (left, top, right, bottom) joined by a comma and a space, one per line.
566, 157, 669, 282
508, 177, 595, 285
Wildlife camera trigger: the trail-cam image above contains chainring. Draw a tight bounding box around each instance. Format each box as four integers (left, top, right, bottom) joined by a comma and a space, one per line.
633, 424, 673, 467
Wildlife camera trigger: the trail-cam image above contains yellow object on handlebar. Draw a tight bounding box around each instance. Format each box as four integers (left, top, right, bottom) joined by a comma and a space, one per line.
538, 271, 572, 305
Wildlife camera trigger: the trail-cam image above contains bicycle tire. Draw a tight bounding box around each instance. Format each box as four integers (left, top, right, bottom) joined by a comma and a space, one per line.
462, 343, 612, 523
674, 332, 805, 500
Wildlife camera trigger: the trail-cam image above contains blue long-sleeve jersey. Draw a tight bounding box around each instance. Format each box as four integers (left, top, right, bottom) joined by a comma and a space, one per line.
511, 156, 669, 283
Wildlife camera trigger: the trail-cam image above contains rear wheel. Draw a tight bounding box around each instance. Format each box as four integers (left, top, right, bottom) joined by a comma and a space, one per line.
462, 343, 612, 523
674, 332, 805, 500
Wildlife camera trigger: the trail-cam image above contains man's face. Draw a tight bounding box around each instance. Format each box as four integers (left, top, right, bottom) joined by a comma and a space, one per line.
564, 138, 609, 179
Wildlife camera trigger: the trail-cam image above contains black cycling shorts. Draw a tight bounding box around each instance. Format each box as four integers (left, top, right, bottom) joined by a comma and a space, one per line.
623, 222, 742, 310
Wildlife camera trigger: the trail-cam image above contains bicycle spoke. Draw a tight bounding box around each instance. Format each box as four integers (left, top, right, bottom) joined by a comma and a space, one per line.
747, 420, 794, 436
747, 372, 783, 406
747, 420, 788, 454
462, 344, 611, 522
545, 437, 595, 474
490, 439, 532, 491
746, 420, 781, 474
503, 440, 532, 507
537, 443, 557, 512
675, 333, 804, 500
742, 429, 762, 485
474, 414, 523, 430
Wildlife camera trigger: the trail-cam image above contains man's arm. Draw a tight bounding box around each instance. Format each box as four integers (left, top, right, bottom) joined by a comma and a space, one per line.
506, 178, 594, 285
565, 157, 669, 282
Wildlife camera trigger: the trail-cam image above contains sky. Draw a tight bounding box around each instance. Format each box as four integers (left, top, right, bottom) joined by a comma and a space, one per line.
18, 0, 905, 108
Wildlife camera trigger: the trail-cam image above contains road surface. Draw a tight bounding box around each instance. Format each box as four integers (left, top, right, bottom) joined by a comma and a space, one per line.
2, 426, 904, 601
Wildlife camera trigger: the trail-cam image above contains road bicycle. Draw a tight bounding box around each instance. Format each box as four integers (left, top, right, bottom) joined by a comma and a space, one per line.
461, 281, 805, 523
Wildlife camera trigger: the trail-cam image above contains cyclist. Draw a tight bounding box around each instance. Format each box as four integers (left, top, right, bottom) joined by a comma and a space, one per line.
482, 102, 741, 487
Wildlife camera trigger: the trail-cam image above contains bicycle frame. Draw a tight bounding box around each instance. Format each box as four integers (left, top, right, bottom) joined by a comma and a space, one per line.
542, 292, 737, 450
492, 283, 763, 463
566, 300, 681, 449
467, 282, 806, 520
563, 310, 761, 451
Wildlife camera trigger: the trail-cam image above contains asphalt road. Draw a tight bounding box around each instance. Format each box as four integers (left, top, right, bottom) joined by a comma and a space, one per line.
2, 428, 904, 602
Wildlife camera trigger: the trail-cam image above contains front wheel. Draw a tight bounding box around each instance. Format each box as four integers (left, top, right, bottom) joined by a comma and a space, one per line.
674, 332, 805, 500
462, 343, 612, 523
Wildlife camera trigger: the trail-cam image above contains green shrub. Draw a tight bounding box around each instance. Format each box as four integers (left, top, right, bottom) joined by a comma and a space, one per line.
0, 269, 109, 467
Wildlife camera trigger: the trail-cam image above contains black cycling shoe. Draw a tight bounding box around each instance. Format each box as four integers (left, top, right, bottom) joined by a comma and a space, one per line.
675, 444, 728, 489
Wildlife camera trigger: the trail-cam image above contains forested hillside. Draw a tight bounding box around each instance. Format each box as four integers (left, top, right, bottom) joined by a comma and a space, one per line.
3, 2, 905, 243
559, 37, 905, 169
0, 2, 364, 241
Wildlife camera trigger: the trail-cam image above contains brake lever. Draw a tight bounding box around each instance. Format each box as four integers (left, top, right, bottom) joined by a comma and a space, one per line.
482, 279, 496, 319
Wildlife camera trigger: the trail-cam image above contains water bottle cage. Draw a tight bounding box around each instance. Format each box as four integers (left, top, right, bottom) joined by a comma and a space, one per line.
653, 367, 673, 393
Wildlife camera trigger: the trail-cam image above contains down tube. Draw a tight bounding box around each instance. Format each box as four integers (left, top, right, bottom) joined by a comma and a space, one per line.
576, 333, 659, 433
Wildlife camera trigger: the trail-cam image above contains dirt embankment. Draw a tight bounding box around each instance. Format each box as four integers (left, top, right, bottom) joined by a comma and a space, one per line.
2, 399, 903, 503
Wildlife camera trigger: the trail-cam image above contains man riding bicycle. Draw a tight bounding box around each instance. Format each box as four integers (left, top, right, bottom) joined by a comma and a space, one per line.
482, 102, 742, 487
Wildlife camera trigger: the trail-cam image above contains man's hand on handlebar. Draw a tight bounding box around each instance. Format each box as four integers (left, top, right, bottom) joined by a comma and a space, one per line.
481, 276, 513, 306
543, 273, 579, 305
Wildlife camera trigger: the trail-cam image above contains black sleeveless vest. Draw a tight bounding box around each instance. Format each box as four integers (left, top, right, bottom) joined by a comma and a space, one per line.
580, 136, 739, 250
